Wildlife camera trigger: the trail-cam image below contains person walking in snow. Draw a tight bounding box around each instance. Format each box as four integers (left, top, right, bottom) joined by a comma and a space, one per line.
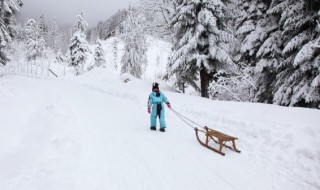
148, 82, 171, 132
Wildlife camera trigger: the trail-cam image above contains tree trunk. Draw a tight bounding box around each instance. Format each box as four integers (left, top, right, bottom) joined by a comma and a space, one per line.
200, 67, 209, 98
182, 82, 185, 94
179, 82, 185, 94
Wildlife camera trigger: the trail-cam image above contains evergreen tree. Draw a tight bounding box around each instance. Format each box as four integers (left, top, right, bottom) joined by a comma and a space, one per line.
48, 19, 58, 52
56, 50, 66, 63
38, 14, 48, 45
0, 0, 23, 65
24, 19, 45, 62
269, 0, 320, 108
315, 11, 320, 49
94, 39, 106, 68
166, 0, 236, 98
235, 0, 275, 67
112, 38, 119, 70
235, 0, 320, 108
58, 24, 72, 54
235, 0, 281, 103
120, 11, 147, 78
315, 10, 320, 48
96, 9, 129, 39
74, 10, 88, 34
14, 22, 25, 42
68, 11, 90, 75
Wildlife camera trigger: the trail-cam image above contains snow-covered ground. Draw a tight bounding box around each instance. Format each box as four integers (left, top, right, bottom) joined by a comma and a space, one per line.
0, 68, 319, 190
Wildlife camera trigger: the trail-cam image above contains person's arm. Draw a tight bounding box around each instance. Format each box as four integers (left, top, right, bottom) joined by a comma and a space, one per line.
147, 95, 152, 113
162, 93, 171, 108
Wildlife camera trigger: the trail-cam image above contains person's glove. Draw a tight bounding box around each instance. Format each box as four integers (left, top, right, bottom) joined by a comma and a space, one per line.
167, 103, 171, 108
148, 107, 151, 114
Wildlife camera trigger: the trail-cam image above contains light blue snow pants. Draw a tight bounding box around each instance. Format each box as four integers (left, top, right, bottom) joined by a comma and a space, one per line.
150, 103, 166, 128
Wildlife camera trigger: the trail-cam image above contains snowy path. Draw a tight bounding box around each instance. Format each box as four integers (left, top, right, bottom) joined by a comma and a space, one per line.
1, 71, 319, 190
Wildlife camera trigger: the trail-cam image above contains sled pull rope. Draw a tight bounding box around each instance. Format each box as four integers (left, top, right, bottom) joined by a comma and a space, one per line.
169, 108, 205, 132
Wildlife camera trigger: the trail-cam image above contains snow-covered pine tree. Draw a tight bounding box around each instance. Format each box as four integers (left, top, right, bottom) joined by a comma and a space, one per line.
48, 19, 58, 52
267, 0, 320, 108
56, 50, 66, 63
68, 11, 90, 75
94, 39, 106, 68
166, 0, 236, 98
38, 14, 48, 46
112, 38, 118, 70
120, 10, 147, 78
235, 0, 274, 67
235, 0, 282, 103
24, 19, 45, 62
24, 19, 37, 61
0, 0, 23, 65
58, 24, 72, 53
74, 10, 87, 34
315, 10, 320, 48
94, 9, 127, 40
14, 22, 25, 42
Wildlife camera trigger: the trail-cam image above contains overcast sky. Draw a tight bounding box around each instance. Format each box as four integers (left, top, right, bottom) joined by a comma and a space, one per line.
17, 0, 137, 27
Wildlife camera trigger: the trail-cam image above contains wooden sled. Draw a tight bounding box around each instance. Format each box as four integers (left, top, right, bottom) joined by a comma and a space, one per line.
195, 126, 241, 156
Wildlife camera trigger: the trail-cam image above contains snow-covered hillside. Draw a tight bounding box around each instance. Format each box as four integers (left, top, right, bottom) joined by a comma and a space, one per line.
0, 69, 319, 190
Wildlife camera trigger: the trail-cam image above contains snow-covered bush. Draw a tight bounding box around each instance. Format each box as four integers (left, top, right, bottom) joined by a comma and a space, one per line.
209, 66, 255, 102
120, 73, 137, 83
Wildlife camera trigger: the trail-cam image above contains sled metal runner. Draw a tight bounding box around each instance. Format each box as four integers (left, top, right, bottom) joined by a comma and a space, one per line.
195, 126, 241, 156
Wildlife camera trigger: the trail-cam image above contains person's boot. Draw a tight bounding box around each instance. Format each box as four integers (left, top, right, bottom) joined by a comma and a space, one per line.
160, 128, 165, 132
150, 126, 156, 130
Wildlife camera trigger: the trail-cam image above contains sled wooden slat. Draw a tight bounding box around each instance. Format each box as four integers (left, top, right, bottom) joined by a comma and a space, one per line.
195, 126, 241, 156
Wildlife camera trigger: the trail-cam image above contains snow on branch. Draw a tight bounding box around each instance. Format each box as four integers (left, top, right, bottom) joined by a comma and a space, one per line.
209, 67, 256, 102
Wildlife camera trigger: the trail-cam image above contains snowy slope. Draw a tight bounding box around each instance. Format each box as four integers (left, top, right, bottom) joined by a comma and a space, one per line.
0, 69, 319, 190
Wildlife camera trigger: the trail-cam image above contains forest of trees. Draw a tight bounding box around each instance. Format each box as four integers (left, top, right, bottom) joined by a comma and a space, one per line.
0, 0, 319, 108
156, 0, 320, 108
